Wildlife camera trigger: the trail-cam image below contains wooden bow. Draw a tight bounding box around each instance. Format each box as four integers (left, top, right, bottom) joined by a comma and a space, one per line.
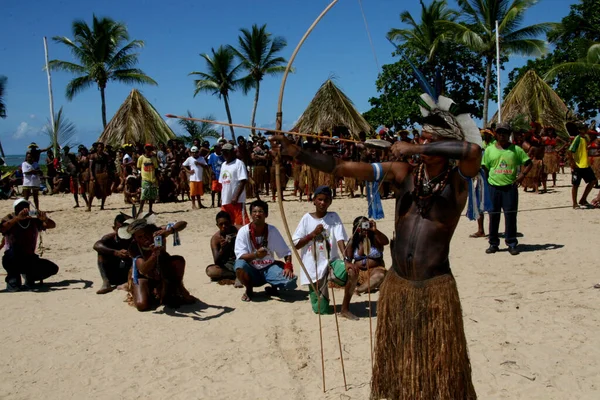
272, 0, 347, 393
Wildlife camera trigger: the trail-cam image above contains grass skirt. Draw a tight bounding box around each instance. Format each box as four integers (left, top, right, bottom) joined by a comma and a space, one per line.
543, 152, 560, 174
522, 159, 544, 189
88, 172, 110, 198
371, 271, 476, 400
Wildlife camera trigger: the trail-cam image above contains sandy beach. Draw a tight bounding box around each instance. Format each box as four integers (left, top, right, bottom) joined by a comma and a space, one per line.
0, 173, 599, 400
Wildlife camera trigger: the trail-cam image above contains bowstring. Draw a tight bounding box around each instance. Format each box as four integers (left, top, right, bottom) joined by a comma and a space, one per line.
334, 0, 398, 258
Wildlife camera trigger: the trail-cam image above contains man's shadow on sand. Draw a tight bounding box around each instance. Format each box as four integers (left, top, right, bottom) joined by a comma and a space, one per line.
0, 279, 93, 293
154, 300, 235, 322
497, 243, 564, 253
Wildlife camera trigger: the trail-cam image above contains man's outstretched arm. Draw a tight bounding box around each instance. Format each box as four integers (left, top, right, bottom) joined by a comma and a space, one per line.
270, 135, 408, 183
393, 141, 483, 177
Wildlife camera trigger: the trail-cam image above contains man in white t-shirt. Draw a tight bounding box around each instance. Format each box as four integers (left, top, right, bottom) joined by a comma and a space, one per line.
234, 200, 297, 302
293, 185, 359, 320
219, 143, 248, 225
182, 146, 208, 209
22, 152, 42, 210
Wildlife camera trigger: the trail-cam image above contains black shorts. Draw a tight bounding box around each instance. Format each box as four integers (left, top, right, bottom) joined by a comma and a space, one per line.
571, 167, 597, 186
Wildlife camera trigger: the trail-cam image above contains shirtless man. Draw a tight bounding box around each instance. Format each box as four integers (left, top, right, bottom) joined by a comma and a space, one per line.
272, 96, 482, 399
93, 213, 133, 294
88, 142, 110, 211
206, 211, 240, 283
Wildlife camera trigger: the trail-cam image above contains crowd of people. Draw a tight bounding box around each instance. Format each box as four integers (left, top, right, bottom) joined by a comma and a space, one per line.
2, 107, 600, 399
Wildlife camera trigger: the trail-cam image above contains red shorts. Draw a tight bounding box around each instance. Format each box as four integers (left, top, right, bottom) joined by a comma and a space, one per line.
211, 180, 222, 192
221, 203, 249, 225
70, 177, 84, 194
190, 181, 204, 197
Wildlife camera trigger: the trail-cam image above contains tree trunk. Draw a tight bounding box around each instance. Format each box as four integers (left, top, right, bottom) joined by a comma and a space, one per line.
250, 80, 260, 136
483, 56, 493, 127
100, 85, 107, 129
223, 95, 236, 142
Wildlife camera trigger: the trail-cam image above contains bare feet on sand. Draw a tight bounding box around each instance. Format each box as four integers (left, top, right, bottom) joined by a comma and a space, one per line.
340, 309, 359, 321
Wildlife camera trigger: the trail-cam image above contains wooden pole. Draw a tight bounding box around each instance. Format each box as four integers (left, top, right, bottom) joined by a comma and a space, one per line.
329, 279, 348, 391
43, 37, 57, 157
364, 236, 374, 369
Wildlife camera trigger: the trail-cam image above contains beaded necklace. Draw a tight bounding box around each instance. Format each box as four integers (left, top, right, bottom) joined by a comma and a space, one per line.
413, 162, 452, 216
249, 222, 268, 251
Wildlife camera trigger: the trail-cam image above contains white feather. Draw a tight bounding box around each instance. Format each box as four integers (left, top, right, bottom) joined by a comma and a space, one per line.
455, 114, 482, 146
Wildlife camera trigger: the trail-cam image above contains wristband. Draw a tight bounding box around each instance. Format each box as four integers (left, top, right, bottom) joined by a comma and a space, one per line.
284, 262, 293, 271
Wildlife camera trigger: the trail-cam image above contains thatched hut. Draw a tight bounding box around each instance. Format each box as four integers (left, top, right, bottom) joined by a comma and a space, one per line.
292, 79, 372, 139
98, 89, 176, 146
490, 70, 570, 134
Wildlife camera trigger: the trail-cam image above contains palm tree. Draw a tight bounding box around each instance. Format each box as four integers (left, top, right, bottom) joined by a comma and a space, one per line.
190, 46, 245, 142
0, 75, 6, 119
545, 43, 600, 80
387, 0, 458, 62
440, 0, 555, 126
49, 15, 157, 128
177, 111, 220, 145
45, 107, 77, 150
229, 24, 288, 134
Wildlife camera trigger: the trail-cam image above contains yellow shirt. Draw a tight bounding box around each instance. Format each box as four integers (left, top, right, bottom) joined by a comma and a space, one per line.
137, 155, 158, 183
572, 136, 589, 169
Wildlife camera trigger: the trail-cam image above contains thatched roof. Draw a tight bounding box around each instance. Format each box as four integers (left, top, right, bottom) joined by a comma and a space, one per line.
98, 89, 176, 146
292, 79, 372, 139
490, 70, 570, 133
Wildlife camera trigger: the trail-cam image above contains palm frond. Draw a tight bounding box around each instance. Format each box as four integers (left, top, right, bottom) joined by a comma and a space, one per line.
177, 111, 220, 144
0, 75, 6, 119
110, 69, 158, 85
45, 106, 77, 149
65, 75, 95, 100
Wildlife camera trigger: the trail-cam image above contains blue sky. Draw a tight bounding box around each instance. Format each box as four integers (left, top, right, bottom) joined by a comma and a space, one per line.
0, 0, 577, 155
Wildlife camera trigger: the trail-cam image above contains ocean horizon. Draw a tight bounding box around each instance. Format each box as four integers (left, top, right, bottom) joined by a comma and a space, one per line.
4, 155, 26, 167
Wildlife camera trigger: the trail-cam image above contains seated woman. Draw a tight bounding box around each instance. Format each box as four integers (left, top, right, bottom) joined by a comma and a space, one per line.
345, 216, 389, 295
120, 216, 197, 311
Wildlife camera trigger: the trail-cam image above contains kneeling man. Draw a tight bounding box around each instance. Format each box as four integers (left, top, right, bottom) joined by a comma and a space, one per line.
1, 199, 58, 291
93, 213, 133, 294
234, 200, 297, 301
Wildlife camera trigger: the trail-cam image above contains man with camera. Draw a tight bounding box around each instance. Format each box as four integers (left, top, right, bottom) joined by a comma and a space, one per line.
206, 211, 241, 283
1, 198, 58, 291
93, 213, 133, 294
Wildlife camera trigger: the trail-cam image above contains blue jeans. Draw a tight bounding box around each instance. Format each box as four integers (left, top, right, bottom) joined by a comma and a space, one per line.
488, 184, 519, 247
234, 259, 297, 290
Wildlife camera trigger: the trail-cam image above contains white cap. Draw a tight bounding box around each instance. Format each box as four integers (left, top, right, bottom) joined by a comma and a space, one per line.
190, 146, 199, 152
13, 198, 31, 211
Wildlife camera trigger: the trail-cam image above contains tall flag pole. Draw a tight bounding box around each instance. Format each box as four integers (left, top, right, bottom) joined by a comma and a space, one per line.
44, 37, 57, 156
495, 20, 502, 124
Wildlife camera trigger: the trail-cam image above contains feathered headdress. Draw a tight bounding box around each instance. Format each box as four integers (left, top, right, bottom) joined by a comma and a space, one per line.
406, 59, 482, 147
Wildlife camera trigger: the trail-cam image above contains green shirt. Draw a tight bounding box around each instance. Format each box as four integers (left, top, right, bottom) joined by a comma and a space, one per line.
482, 143, 530, 186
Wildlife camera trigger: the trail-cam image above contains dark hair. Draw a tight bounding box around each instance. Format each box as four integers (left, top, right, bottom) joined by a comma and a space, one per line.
114, 213, 129, 226
249, 199, 268, 215
566, 122, 580, 137
216, 211, 231, 222
351, 216, 372, 251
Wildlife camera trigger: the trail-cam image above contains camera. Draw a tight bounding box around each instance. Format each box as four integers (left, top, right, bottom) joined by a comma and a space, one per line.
361, 221, 370, 230
28, 209, 38, 218
154, 235, 163, 247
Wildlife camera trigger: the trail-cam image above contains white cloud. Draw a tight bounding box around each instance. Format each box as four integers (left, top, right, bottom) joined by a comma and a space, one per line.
29, 114, 36, 119
13, 122, 42, 139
